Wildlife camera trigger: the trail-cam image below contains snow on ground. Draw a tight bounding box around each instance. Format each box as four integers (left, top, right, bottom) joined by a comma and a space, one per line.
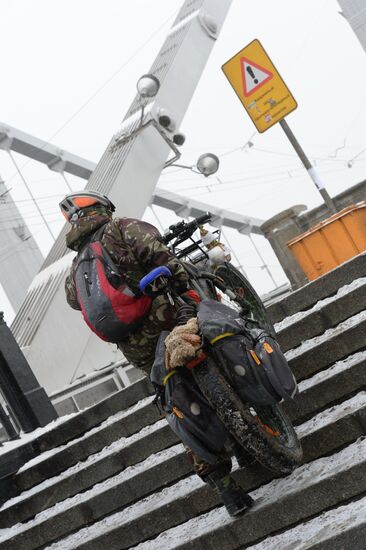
0, 392, 360, 517
0, 412, 77, 457
16, 395, 153, 474
274, 277, 366, 332
296, 391, 366, 438
246, 494, 366, 550
130, 438, 366, 550
298, 349, 366, 392
46, 473, 206, 549
0, 396, 156, 512
0, 417, 166, 526
285, 310, 366, 361
0, 443, 185, 544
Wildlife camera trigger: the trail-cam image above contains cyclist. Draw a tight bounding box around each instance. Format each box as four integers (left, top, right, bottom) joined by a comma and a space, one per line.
60, 190, 253, 516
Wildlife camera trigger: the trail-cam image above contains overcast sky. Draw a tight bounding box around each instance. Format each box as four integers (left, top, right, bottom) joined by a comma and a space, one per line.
1, 0, 365, 323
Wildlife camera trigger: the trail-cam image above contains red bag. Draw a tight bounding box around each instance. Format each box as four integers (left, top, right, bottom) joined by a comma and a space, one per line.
74, 231, 151, 343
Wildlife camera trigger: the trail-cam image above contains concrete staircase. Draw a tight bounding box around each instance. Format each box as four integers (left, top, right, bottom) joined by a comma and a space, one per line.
0, 253, 365, 549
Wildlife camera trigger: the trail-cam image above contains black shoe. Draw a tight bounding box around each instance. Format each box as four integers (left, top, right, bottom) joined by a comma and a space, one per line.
206, 473, 254, 517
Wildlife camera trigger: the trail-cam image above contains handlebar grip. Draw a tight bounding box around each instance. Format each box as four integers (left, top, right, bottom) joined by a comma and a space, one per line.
195, 212, 212, 226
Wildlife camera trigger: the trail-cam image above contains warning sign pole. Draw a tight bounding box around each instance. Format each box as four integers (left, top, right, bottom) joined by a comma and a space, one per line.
279, 119, 337, 213
222, 39, 337, 214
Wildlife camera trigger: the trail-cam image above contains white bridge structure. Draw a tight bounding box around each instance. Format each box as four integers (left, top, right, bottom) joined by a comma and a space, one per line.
0, 0, 273, 394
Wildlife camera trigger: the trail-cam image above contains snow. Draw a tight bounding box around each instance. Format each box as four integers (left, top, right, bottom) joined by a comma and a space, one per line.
3, 387, 358, 521
130, 438, 366, 550
274, 277, 366, 332
0, 396, 155, 512
46, 473, 205, 549
298, 349, 366, 392
0, 412, 77, 458
29, 252, 74, 290
296, 391, 366, 438
246, 494, 366, 550
0, 444, 184, 540
285, 310, 366, 361
0, 419, 166, 517
0, 418, 168, 543
0, 391, 152, 462
16, 395, 154, 474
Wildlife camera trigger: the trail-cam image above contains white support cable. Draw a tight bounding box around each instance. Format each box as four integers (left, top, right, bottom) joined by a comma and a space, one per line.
61, 172, 73, 192
7, 151, 55, 242
0, 9, 180, 189
249, 234, 278, 289
219, 228, 248, 279
149, 205, 165, 232
0, 122, 264, 235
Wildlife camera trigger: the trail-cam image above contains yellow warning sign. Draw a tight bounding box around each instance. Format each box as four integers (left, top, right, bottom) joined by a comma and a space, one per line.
222, 39, 297, 133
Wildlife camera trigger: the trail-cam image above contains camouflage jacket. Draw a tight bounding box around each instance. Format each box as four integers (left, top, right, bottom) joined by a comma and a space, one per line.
65, 211, 188, 311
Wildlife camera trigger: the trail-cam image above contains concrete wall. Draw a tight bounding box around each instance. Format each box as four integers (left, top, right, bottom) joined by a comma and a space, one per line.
261, 179, 366, 288
338, 0, 366, 52
0, 180, 44, 312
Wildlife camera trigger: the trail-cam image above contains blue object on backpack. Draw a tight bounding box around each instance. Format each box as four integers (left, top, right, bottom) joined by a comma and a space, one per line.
139, 266, 172, 294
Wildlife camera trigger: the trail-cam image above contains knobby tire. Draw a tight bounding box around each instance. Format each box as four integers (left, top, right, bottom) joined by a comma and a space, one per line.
192, 358, 303, 476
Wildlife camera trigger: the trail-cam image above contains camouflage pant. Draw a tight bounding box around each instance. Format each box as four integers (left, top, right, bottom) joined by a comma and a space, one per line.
118, 295, 232, 480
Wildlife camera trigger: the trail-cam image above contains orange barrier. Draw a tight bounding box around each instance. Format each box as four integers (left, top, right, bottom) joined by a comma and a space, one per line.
287, 201, 366, 280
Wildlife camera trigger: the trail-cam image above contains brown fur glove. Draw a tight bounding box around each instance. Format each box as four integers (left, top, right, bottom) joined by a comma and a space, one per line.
165, 317, 201, 370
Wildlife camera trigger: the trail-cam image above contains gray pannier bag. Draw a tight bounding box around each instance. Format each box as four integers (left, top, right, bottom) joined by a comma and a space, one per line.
151, 332, 230, 465
197, 300, 298, 407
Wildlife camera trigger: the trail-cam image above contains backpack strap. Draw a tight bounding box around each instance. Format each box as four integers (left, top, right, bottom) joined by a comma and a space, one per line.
89, 223, 141, 297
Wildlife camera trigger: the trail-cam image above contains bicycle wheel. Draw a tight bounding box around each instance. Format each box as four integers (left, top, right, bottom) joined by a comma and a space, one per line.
214, 262, 276, 337
192, 357, 303, 475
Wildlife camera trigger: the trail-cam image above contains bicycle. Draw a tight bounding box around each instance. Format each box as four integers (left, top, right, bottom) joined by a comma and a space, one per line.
141, 214, 302, 475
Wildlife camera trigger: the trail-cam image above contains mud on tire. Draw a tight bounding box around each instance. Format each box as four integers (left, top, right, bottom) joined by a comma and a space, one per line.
193, 358, 303, 475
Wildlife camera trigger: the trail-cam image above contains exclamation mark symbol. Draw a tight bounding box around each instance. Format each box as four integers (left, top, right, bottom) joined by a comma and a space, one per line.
246, 65, 258, 84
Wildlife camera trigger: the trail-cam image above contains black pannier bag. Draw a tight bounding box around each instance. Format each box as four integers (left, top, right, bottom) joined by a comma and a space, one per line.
151, 332, 229, 465
197, 300, 298, 407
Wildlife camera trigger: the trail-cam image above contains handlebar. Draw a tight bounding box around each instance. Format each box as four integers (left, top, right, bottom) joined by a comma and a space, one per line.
162, 212, 212, 245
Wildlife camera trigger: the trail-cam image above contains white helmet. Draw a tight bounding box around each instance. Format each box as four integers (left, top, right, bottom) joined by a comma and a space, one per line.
59, 190, 115, 222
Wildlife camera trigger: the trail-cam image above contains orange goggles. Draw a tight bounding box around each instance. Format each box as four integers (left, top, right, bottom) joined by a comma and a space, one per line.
61, 196, 100, 220
71, 196, 100, 209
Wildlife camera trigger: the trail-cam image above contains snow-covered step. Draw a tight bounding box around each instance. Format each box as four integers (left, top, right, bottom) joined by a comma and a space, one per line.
286, 349, 366, 423
275, 277, 366, 352
4, 394, 365, 550
128, 437, 366, 550
286, 309, 366, 381
4, 347, 365, 530
0, 418, 178, 533
3, 344, 366, 530
246, 493, 366, 550
267, 251, 366, 324
298, 392, 366, 462
0, 377, 152, 488
11, 395, 159, 496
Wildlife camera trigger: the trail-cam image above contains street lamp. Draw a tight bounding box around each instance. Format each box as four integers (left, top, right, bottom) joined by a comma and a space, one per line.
136, 74, 160, 98
167, 153, 220, 177
111, 73, 183, 166
196, 153, 220, 177
111, 74, 218, 174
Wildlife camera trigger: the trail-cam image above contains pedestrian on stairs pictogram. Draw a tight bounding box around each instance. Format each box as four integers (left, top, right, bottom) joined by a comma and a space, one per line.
241, 58, 273, 96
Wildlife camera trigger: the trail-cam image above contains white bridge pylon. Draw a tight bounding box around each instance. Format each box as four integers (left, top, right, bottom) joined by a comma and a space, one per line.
0, 122, 264, 235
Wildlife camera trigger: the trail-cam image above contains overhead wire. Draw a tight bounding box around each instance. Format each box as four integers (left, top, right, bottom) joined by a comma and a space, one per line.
0, 229, 44, 264
3, 5, 180, 189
